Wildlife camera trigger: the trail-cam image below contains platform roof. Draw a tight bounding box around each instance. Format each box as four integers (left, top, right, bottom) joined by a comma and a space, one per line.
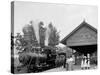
60, 20, 97, 46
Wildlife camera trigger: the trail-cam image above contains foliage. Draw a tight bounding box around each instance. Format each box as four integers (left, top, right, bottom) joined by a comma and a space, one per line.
23, 21, 39, 47
11, 33, 14, 55
48, 23, 60, 47
14, 21, 60, 71
39, 21, 46, 48
15, 33, 26, 51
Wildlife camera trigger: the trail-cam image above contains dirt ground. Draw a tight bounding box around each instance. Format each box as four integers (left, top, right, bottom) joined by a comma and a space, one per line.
44, 65, 97, 72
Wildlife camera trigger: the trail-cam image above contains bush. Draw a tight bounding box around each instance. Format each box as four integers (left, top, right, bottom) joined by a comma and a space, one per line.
19, 52, 31, 66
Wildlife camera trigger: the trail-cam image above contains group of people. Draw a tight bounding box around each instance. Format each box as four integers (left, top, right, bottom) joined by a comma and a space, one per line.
63, 54, 91, 71
65, 55, 75, 71
81, 54, 90, 70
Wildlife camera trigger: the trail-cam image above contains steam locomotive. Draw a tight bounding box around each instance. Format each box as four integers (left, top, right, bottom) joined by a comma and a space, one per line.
18, 46, 57, 73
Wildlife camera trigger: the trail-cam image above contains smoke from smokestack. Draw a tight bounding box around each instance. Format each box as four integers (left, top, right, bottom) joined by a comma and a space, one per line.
45, 25, 51, 46
30, 20, 40, 44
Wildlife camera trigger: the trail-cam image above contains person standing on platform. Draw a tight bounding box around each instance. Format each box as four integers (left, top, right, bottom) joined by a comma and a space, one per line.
84, 56, 88, 69
87, 54, 90, 69
66, 56, 69, 71
67, 56, 74, 71
70, 56, 74, 70
63, 57, 66, 68
72, 55, 75, 65
81, 55, 85, 70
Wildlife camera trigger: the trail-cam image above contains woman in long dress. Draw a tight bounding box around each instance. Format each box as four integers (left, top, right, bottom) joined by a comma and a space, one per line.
81, 55, 84, 70
87, 54, 90, 69
84, 56, 88, 69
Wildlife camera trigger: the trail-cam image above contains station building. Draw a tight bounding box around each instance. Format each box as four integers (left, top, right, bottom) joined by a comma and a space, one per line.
61, 20, 97, 65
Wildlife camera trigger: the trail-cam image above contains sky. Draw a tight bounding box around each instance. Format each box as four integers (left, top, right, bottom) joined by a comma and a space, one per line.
14, 1, 98, 46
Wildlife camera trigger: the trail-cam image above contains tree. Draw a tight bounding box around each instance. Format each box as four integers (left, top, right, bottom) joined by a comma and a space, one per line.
23, 21, 39, 48
39, 21, 46, 48
15, 33, 26, 51
11, 33, 14, 54
15, 21, 39, 52
48, 22, 60, 47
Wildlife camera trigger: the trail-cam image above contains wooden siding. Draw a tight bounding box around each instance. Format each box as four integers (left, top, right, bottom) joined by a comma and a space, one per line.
66, 25, 97, 46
